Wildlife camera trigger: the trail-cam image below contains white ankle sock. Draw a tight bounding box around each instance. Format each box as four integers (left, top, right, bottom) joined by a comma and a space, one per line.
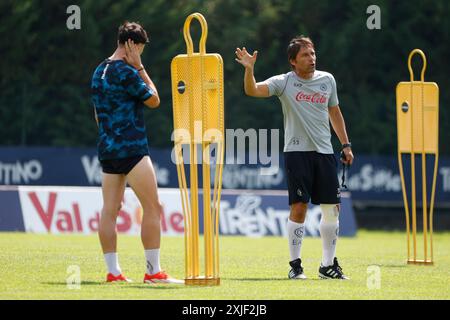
287, 219, 305, 261
145, 249, 161, 275
319, 220, 339, 267
104, 252, 122, 276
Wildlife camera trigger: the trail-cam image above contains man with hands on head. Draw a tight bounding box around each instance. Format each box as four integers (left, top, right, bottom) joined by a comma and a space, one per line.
91, 21, 182, 284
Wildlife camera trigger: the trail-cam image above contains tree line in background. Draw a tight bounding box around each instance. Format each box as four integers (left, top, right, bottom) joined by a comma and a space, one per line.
0, 0, 449, 154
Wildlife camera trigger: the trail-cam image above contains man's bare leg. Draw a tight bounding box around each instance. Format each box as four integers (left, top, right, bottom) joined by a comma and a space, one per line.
99, 172, 127, 276
126, 156, 162, 250
127, 156, 162, 276
127, 156, 182, 283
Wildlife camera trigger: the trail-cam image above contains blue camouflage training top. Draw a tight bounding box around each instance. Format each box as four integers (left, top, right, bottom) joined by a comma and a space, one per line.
91, 59, 154, 160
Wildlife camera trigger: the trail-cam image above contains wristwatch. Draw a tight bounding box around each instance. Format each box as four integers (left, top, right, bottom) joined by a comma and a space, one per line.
342, 143, 352, 149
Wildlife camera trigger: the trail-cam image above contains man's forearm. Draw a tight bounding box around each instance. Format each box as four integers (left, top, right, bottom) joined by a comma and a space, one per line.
330, 109, 350, 145
244, 67, 257, 95
138, 68, 159, 97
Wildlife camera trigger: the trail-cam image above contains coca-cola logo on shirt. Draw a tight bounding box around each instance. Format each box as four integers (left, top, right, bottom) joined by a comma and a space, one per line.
295, 91, 327, 104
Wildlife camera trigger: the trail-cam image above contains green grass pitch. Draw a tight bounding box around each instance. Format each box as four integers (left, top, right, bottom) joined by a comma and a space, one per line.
0, 231, 449, 300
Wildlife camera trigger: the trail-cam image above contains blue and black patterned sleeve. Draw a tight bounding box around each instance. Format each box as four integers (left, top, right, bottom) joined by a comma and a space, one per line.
122, 67, 154, 101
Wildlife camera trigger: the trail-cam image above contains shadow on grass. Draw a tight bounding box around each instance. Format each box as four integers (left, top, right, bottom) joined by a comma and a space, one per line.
224, 277, 287, 281
42, 281, 187, 289
42, 281, 103, 286
224, 277, 338, 282
124, 285, 187, 290
374, 264, 408, 268
41, 281, 104, 286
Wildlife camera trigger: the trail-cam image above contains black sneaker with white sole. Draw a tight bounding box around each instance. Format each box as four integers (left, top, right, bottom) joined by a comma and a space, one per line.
318, 257, 349, 280
288, 258, 307, 280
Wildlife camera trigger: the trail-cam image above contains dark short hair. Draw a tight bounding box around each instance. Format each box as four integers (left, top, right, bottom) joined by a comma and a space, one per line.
117, 21, 149, 45
287, 36, 314, 69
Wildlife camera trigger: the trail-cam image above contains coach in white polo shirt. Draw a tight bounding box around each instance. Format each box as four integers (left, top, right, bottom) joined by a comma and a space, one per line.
235, 36, 354, 280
